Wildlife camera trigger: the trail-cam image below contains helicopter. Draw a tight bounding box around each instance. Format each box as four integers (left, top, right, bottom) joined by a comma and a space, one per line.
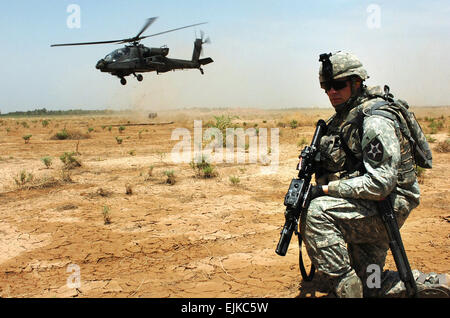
51, 17, 213, 85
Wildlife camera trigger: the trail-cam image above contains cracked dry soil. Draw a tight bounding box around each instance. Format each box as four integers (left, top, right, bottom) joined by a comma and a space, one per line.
0, 108, 448, 298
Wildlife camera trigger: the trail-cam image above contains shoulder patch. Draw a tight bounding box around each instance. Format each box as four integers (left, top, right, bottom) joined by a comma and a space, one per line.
364, 137, 384, 162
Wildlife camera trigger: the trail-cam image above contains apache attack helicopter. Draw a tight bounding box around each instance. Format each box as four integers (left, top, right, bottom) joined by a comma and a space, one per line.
51, 17, 213, 85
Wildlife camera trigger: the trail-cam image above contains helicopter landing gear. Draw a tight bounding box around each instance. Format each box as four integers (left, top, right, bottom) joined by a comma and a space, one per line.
134, 74, 143, 82
120, 77, 127, 85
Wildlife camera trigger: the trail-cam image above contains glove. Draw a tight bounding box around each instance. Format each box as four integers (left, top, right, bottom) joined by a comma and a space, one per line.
310, 185, 325, 200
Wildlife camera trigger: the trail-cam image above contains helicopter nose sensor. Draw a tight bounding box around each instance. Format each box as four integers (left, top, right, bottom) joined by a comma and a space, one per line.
96, 59, 106, 70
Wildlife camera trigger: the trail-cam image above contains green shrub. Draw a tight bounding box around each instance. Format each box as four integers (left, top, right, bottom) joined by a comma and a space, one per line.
103, 206, 111, 225
201, 165, 217, 178
426, 135, 436, 143
190, 155, 218, 178
289, 119, 298, 129
23, 134, 32, 144
428, 119, 444, 134
164, 170, 176, 185
209, 115, 240, 146
145, 165, 154, 180
156, 151, 166, 162
41, 156, 53, 169
14, 170, 34, 186
52, 129, 91, 141
60, 152, 81, 169
229, 176, 240, 185
55, 129, 69, 140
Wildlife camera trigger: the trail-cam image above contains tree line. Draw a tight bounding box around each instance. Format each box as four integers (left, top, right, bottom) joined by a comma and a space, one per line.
0, 108, 128, 117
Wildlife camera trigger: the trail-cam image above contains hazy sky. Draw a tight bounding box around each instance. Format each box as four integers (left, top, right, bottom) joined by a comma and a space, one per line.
0, 0, 449, 113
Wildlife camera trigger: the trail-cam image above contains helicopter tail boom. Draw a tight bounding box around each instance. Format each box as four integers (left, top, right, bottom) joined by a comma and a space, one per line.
192, 38, 203, 62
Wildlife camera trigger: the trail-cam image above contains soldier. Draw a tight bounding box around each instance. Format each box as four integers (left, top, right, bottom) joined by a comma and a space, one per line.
301, 51, 449, 297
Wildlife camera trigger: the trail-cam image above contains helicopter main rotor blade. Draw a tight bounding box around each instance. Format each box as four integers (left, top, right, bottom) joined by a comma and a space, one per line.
139, 22, 208, 41
51, 39, 124, 47
135, 17, 158, 39
51, 20, 208, 47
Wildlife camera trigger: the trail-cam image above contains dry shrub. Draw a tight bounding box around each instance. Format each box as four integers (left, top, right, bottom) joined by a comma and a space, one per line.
415, 166, 426, 184
15, 173, 63, 190
60, 152, 82, 169
190, 155, 218, 178
96, 187, 112, 197
103, 206, 111, 225
57, 204, 78, 211
434, 140, 450, 153
60, 169, 73, 183
14, 170, 33, 186
51, 129, 91, 140
164, 170, 176, 185
125, 183, 133, 195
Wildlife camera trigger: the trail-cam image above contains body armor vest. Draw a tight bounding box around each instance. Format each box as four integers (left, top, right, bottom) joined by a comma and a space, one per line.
317, 93, 417, 188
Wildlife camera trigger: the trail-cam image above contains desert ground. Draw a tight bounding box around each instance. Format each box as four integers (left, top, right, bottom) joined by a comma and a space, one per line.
0, 107, 448, 298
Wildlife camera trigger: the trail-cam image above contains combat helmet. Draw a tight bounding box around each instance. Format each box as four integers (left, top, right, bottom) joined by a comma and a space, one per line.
319, 51, 369, 84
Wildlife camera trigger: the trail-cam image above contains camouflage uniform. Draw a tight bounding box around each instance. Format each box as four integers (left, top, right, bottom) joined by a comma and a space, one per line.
302, 52, 448, 297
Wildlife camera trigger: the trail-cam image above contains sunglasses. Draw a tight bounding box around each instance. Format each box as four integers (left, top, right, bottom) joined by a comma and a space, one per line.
321, 80, 349, 92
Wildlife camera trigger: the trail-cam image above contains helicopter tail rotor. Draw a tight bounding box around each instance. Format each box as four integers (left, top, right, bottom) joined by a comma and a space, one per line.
192, 31, 213, 74
198, 31, 211, 57
200, 30, 211, 45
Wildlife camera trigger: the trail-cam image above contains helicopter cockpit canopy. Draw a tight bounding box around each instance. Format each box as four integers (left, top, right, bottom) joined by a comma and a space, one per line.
105, 47, 130, 62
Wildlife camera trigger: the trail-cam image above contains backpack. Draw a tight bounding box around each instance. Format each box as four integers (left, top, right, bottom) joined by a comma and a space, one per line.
364, 85, 433, 169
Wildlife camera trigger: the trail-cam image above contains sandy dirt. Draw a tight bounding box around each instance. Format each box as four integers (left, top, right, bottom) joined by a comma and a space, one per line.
0, 107, 448, 298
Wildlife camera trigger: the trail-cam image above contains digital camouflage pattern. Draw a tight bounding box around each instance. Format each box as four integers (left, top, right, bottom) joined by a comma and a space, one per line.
304, 51, 448, 297
326, 106, 419, 201
302, 80, 428, 297
302, 83, 450, 296
319, 51, 369, 83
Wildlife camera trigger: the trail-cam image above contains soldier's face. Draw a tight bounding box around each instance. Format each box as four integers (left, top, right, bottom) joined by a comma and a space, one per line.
325, 78, 353, 107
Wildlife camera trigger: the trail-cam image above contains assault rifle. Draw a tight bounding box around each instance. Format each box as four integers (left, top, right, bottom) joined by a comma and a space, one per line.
377, 198, 417, 297
275, 119, 327, 280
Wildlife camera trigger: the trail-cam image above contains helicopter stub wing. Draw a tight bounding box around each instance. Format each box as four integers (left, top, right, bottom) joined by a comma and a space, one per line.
146, 61, 166, 67
199, 57, 213, 65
